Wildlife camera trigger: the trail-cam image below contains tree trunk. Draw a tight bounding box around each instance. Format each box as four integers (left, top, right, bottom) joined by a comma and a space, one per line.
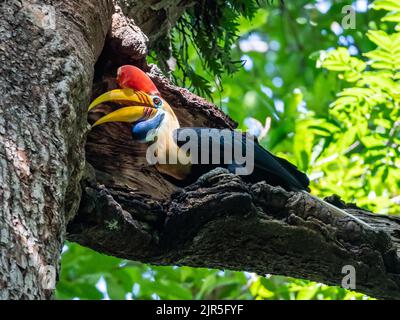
0, 0, 113, 299
1, 0, 400, 301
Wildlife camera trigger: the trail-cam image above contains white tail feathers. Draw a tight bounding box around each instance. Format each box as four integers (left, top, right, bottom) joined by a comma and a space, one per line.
301, 191, 372, 229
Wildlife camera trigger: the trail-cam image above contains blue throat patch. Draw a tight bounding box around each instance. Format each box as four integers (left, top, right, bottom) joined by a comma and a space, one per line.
131, 112, 165, 142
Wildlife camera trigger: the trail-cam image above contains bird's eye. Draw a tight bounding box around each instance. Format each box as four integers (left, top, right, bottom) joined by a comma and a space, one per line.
152, 96, 162, 108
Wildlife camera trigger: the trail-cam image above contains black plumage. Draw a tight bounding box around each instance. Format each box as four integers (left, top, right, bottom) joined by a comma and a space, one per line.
173, 128, 309, 191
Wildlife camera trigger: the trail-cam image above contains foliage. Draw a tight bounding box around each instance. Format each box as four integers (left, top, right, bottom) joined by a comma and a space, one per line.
307, 0, 400, 213
58, 242, 369, 300
58, 0, 395, 300
168, 0, 282, 97
249, 275, 369, 300
57, 243, 252, 300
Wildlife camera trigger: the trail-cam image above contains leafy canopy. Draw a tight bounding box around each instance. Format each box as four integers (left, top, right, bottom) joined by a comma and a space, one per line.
311, 0, 400, 213
168, 0, 283, 97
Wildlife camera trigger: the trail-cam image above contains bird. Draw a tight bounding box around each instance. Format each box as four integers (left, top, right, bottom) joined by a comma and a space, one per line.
88, 65, 372, 229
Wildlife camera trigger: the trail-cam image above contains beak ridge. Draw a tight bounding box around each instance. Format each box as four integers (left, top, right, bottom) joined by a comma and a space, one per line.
88, 89, 154, 111
88, 89, 157, 127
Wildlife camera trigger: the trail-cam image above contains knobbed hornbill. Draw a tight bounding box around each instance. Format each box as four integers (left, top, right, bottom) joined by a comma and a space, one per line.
88, 65, 371, 229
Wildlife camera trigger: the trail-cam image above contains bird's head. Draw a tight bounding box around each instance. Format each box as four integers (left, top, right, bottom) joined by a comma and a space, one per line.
88, 65, 177, 142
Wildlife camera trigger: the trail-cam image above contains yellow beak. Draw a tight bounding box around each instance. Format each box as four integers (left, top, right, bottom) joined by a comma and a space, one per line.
88, 89, 156, 127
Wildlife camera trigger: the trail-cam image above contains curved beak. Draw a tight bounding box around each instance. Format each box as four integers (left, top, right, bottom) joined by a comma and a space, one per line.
88, 89, 156, 127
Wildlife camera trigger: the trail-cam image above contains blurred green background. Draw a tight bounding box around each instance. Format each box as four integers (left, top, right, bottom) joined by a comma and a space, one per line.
57, 0, 400, 300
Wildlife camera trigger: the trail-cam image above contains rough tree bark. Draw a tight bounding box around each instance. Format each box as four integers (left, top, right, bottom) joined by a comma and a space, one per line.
1, 0, 400, 300
0, 0, 113, 299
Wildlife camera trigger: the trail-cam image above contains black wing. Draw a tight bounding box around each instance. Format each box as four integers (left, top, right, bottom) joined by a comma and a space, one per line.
173, 128, 309, 191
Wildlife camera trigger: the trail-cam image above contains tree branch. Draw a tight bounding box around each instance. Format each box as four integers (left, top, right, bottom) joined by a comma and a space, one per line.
69, 167, 400, 300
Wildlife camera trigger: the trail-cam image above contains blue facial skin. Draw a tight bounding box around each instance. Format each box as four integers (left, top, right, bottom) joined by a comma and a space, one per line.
131, 112, 165, 143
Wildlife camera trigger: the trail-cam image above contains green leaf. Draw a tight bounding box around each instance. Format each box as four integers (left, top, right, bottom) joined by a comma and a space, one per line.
372, 0, 400, 12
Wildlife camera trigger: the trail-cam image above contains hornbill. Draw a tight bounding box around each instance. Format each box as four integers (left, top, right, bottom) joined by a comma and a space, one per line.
88, 65, 371, 229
